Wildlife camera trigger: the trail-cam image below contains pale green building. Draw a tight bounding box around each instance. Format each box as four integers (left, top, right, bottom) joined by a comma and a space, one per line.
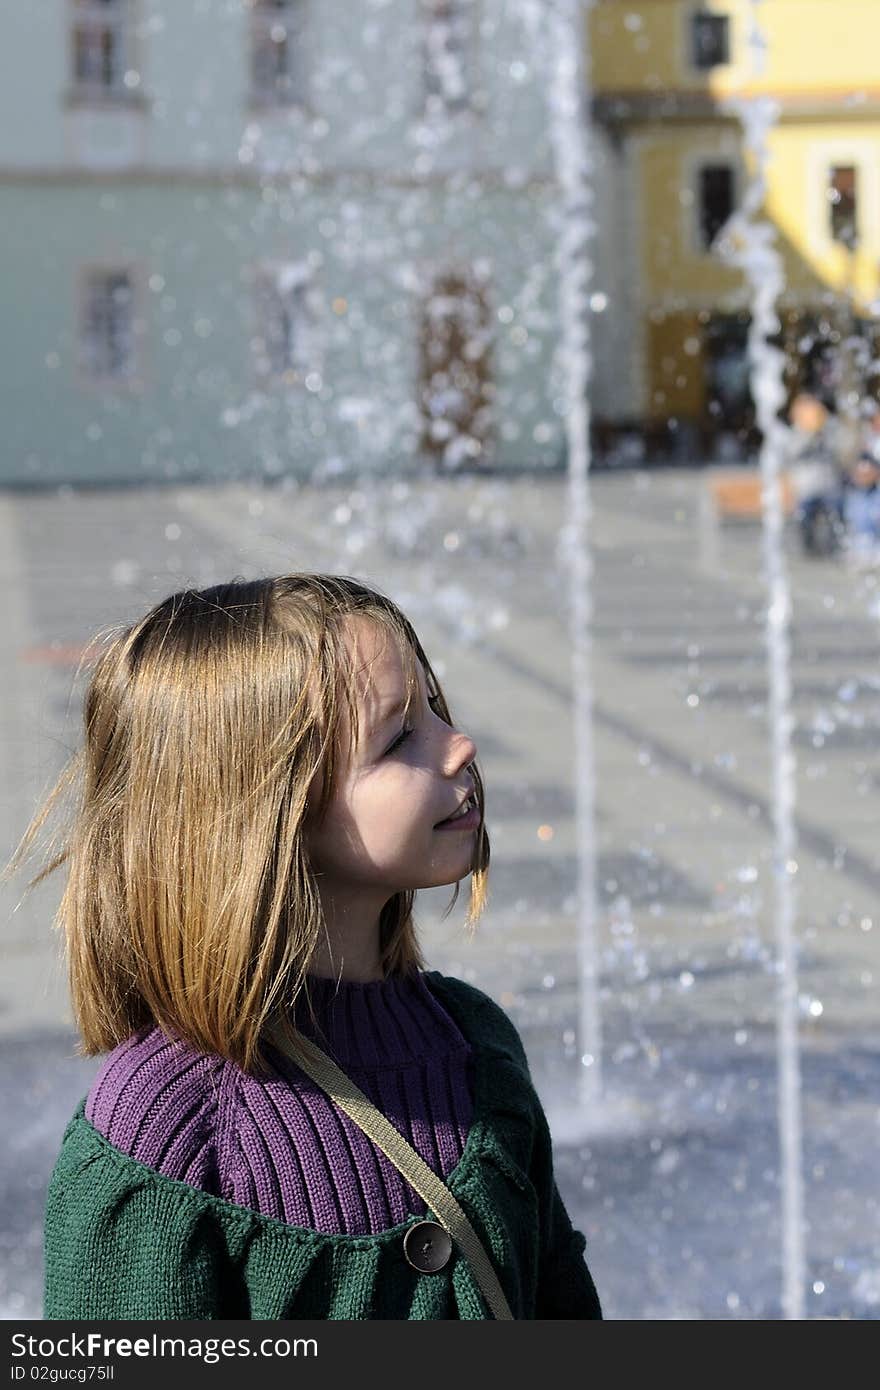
0, 0, 608, 487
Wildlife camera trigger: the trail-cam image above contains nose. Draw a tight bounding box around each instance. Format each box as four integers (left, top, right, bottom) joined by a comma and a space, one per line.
445, 726, 478, 777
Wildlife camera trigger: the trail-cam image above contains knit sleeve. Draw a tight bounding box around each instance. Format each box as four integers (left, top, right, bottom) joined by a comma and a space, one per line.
456, 985, 603, 1320
531, 1099, 602, 1320
44, 1113, 240, 1320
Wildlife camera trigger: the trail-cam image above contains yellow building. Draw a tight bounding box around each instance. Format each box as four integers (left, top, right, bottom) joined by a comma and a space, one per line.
589, 0, 880, 458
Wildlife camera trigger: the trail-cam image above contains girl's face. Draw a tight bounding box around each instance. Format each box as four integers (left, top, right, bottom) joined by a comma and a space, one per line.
307, 617, 480, 905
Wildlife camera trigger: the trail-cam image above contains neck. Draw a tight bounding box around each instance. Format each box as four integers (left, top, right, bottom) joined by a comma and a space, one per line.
309, 883, 389, 983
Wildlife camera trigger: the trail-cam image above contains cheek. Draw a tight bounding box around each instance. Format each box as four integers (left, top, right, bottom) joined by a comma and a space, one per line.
310, 772, 433, 872
355, 768, 437, 839
306, 787, 357, 873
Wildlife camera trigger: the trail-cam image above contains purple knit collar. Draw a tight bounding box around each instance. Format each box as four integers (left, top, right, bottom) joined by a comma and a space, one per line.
287, 968, 469, 1069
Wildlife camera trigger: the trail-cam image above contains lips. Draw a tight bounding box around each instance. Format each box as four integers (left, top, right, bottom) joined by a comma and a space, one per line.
435, 792, 476, 827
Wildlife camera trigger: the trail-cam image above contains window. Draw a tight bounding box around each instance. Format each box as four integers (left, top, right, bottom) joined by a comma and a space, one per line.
71, 0, 132, 97
422, 0, 474, 117
418, 271, 495, 465
252, 264, 318, 381
249, 0, 307, 106
690, 12, 730, 70
79, 269, 136, 382
705, 314, 753, 431
828, 166, 858, 249
698, 164, 735, 250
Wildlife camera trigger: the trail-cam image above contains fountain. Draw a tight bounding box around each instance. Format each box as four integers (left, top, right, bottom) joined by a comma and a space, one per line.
536, 0, 603, 1112
720, 0, 807, 1321
5, 0, 857, 1320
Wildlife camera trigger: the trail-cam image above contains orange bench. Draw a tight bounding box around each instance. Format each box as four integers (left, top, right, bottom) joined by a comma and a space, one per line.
708, 469, 797, 520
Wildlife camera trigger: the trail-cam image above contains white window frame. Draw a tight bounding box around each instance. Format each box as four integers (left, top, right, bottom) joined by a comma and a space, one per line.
69, 0, 141, 104
251, 261, 321, 385
247, 0, 309, 110
421, 0, 479, 120
806, 141, 880, 261
75, 264, 144, 391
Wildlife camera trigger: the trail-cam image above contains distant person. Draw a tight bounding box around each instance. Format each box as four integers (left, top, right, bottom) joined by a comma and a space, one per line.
6, 574, 601, 1321
787, 393, 846, 555
844, 452, 880, 561
862, 403, 880, 465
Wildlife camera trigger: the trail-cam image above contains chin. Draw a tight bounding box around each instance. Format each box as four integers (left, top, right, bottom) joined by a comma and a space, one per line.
433, 865, 474, 889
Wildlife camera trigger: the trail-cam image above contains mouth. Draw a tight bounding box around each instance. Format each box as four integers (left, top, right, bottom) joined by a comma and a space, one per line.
434, 793, 479, 830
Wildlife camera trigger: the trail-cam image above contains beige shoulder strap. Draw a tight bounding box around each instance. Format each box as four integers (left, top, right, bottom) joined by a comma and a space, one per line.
268, 1028, 514, 1321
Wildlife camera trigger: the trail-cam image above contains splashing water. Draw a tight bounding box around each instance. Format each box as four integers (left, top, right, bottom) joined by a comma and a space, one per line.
534, 0, 603, 1112
719, 0, 807, 1322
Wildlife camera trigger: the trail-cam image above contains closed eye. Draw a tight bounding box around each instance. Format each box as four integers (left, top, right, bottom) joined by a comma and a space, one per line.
384, 724, 414, 757
383, 694, 446, 757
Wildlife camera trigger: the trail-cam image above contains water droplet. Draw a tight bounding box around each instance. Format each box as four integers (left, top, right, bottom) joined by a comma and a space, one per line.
654, 1146, 680, 1175
111, 560, 139, 588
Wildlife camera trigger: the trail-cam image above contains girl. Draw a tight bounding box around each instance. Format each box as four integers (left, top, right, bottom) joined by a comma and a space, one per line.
12, 573, 602, 1321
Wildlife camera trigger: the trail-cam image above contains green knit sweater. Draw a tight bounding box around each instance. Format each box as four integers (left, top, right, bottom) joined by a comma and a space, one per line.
44, 973, 602, 1320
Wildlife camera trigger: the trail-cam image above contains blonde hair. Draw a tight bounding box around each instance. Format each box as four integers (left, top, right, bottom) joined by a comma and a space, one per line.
6, 574, 490, 1076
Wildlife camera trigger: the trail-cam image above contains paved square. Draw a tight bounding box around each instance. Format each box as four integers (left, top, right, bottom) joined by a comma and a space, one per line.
2, 467, 878, 1318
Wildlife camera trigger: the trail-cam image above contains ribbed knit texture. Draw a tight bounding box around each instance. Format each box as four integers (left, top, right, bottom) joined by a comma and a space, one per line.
84, 969, 474, 1235
46, 972, 603, 1320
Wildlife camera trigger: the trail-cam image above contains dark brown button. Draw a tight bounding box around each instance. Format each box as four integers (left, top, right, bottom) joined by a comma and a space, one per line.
403, 1220, 452, 1273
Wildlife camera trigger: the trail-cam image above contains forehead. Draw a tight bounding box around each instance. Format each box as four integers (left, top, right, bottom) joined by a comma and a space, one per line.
339, 615, 422, 731
342, 615, 414, 683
